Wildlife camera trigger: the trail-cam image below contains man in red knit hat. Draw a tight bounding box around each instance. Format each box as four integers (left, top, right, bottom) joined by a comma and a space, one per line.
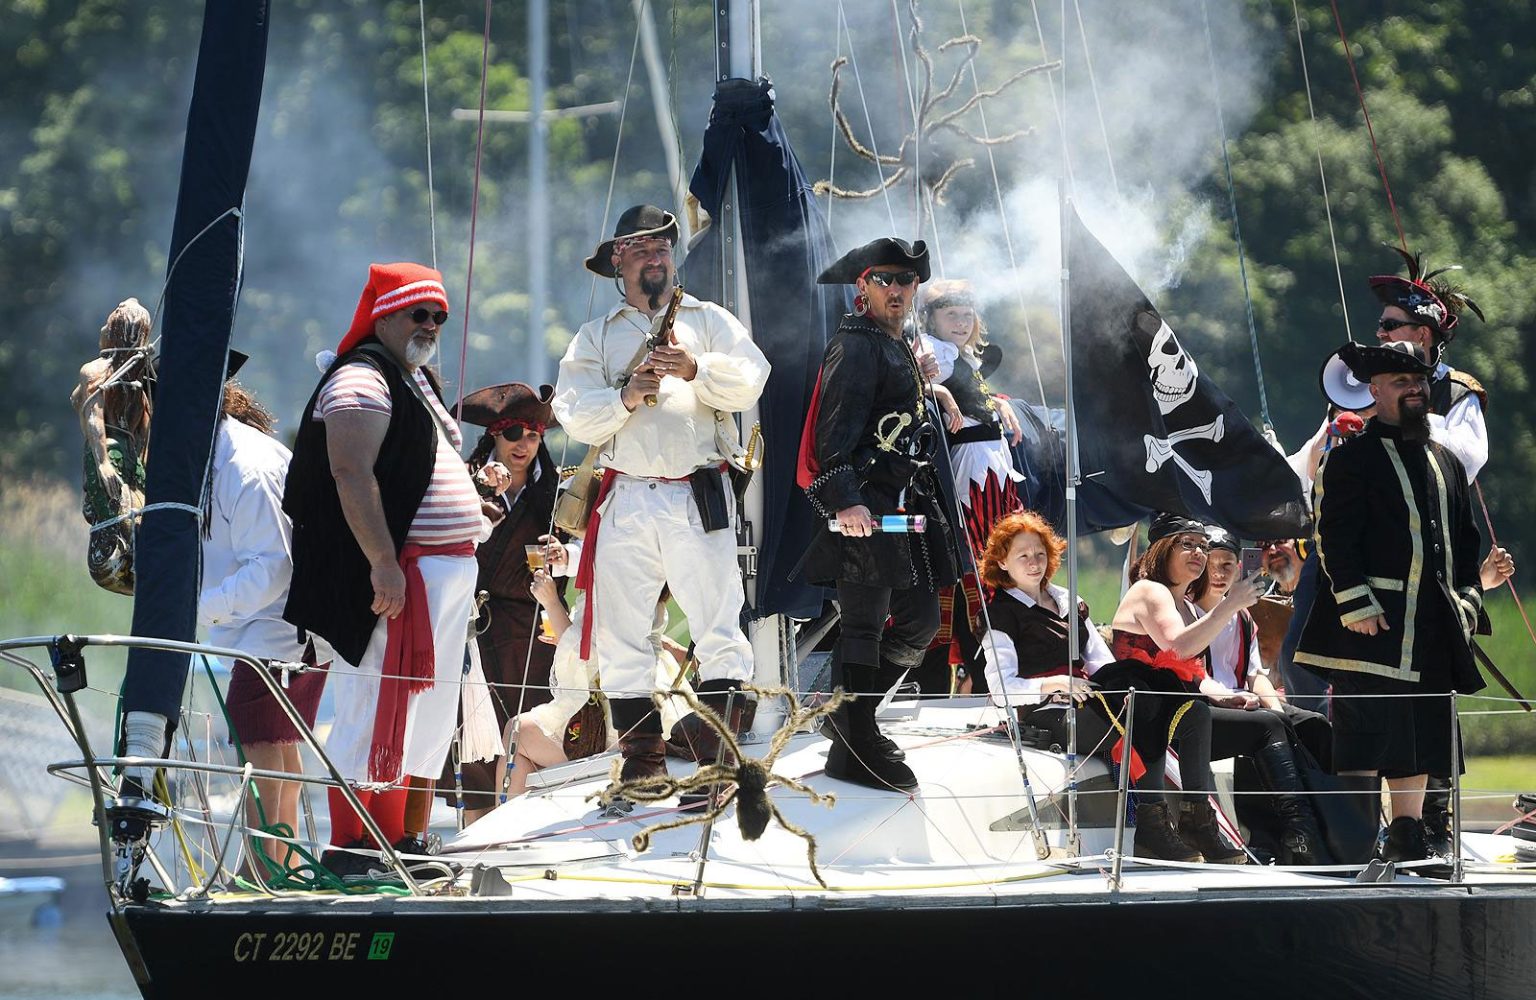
284, 262, 503, 875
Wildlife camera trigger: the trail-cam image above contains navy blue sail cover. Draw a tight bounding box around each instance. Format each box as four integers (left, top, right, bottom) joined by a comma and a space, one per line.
685, 78, 843, 619
122, 1, 272, 726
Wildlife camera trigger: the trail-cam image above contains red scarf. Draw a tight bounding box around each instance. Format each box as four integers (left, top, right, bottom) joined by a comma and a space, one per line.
575, 469, 620, 659
369, 540, 475, 782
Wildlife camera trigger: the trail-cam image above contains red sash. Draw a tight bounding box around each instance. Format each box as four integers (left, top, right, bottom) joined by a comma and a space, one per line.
369, 540, 474, 782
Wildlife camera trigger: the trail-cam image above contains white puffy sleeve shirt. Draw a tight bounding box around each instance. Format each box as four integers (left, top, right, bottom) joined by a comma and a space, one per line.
553, 294, 770, 479
981, 585, 1115, 708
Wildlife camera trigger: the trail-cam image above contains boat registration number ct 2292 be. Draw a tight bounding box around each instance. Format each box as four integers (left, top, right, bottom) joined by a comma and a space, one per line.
232, 930, 394, 962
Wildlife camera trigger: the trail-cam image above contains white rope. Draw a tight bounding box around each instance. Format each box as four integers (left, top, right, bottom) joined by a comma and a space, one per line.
1290, 0, 1353, 343
834, 1, 900, 234
419, 0, 439, 269
955, 0, 1049, 405
584, 10, 645, 322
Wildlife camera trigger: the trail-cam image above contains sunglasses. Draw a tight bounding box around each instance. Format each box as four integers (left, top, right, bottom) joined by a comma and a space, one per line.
1376, 317, 1422, 333
866, 270, 920, 288
410, 307, 450, 326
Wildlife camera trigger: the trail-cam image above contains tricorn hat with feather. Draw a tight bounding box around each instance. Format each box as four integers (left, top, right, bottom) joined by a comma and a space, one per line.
1368, 244, 1485, 347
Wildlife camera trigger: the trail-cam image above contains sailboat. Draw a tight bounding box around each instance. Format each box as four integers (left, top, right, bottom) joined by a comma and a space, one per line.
5, 2, 1536, 997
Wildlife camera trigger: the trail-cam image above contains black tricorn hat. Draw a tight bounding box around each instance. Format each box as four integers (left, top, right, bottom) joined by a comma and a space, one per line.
817, 237, 931, 284
225, 349, 249, 380
1338, 340, 1435, 383
457, 382, 557, 432
585, 204, 680, 278
1148, 511, 1209, 545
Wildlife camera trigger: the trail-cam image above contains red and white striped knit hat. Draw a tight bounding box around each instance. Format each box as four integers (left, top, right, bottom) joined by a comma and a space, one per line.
336, 262, 449, 355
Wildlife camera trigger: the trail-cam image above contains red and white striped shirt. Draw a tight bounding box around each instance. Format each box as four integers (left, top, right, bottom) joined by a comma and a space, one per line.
315, 363, 484, 546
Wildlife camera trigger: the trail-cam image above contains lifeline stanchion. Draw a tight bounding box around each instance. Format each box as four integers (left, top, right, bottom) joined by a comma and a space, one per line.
1109, 688, 1136, 891
1451, 690, 1464, 883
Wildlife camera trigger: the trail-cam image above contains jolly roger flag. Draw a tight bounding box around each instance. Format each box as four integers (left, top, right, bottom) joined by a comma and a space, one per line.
1068, 209, 1309, 538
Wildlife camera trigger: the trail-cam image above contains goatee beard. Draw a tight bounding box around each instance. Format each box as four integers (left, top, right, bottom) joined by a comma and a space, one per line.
1400, 407, 1431, 444
640, 271, 670, 311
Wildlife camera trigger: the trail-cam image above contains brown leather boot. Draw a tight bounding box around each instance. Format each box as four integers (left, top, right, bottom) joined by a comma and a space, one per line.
665, 680, 749, 764
1177, 799, 1248, 864
618, 732, 668, 784
1133, 800, 1203, 863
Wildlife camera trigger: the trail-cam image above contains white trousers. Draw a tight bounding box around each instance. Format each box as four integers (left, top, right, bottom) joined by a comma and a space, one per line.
562, 472, 751, 700
324, 553, 478, 783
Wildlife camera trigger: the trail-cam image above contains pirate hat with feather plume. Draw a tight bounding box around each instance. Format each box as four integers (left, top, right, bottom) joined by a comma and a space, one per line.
1368, 244, 1485, 347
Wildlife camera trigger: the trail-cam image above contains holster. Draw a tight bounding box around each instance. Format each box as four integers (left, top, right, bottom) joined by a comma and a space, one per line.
689, 467, 731, 532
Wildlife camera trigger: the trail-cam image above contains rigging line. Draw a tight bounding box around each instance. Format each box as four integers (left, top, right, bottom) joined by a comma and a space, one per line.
889, 0, 920, 237
836, 1, 900, 234
584, 10, 644, 322
1026, 0, 1075, 191
418, 0, 439, 270
955, 0, 1048, 406
1290, 0, 1353, 343
1199, 0, 1270, 428
1069, 0, 1119, 200
454, 0, 492, 424
1328, 0, 1408, 253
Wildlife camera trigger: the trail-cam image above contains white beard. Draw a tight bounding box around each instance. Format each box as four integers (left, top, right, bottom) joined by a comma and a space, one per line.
405, 335, 438, 368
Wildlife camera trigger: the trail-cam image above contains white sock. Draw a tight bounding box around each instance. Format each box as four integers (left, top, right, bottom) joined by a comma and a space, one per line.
122, 711, 168, 789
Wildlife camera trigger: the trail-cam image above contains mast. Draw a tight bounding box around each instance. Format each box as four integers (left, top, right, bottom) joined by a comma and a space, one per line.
527, 0, 549, 384
120, 0, 271, 732
713, 0, 785, 736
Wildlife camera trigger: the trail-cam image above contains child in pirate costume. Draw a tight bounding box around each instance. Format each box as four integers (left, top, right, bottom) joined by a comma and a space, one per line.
798, 237, 960, 793
916, 280, 1026, 694
975, 510, 1205, 862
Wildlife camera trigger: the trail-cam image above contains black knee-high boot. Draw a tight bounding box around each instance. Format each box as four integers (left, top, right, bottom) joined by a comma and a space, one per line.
824, 664, 918, 793
1254, 741, 1334, 866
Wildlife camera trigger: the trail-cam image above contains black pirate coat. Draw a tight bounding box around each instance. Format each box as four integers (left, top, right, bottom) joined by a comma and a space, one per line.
801, 313, 959, 590
1293, 419, 1486, 690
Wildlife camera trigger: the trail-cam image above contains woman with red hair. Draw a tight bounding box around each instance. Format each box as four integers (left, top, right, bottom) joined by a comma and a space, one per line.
977, 511, 1211, 863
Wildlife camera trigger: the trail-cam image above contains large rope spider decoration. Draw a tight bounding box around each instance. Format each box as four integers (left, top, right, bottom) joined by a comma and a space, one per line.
815, 0, 1058, 207
592, 685, 849, 888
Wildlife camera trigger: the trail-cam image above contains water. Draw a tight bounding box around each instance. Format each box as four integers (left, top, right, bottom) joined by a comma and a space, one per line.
0, 852, 138, 999
0, 921, 138, 999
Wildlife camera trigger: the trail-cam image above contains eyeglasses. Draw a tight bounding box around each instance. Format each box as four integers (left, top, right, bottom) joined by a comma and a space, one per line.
867, 270, 920, 288
1377, 318, 1422, 333
1174, 538, 1211, 554
410, 307, 450, 326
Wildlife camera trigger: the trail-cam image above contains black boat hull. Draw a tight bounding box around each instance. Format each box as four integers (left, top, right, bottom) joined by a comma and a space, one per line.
115, 885, 1536, 998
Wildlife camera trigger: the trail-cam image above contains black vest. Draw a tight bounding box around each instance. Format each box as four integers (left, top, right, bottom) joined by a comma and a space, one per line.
985, 589, 1095, 676
282, 342, 442, 663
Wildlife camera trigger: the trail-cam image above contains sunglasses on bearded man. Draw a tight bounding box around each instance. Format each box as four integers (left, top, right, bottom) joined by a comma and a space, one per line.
410, 307, 450, 326
865, 270, 920, 288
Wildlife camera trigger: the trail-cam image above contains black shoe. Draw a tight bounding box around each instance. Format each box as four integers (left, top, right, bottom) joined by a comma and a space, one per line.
825, 737, 918, 793
1379, 816, 1429, 863
321, 842, 379, 878
1254, 741, 1334, 866
822, 675, 917, 794
1421, 804, 1453, 857
392, 833, 442, 857
1133, 800, 1203, 863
